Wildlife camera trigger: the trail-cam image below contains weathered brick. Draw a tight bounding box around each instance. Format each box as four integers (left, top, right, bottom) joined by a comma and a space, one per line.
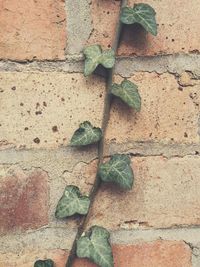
0, 250, 67, 267
0, 165, 48, 233
112, 241, 191, 267
106, 73, 200, 144
89, 0, 200, 55
0, 0, 66, 60
0, 72, 105, 149
82, 156, 200, 229
0, 241, 192, 267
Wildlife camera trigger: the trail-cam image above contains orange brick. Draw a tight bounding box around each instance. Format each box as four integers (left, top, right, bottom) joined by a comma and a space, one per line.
0, 72, 105, 149
0, 0, 66, 60
106, 73, 200, 144
0, 241, 192, 267
112, 241, 192, 267
89, 0, 200, 56
83, 156, 200, 229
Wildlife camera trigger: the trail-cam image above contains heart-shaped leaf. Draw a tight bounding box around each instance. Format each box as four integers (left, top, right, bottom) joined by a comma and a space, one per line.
55, 185, 90, 218
120, 4, 157, 36
99, 154, 134, 190
70, 121, 102, 146
83, 45, 115, 76
34, 259, 54, 267
76, 226, 114, 267
111, 79, 141, 111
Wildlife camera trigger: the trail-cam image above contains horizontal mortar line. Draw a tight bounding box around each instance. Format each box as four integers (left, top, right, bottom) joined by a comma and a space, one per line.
107, 142, 200, 158
1, 226, 200, 253
0, 54, 200, 76
0, 142, 200, 163
0, 227, 76, 253
111, 227, 200, 245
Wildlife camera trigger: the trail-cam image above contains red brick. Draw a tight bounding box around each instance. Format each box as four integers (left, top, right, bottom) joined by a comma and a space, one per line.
89, 0, 200, 56
0, 0, 66, 60
112, 241, 192, 267
0, 166, 49, 233
75, 241, 192, 267
0, 241, 192, 267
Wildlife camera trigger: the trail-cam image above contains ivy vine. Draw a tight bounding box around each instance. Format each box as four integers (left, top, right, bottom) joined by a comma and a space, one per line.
34, 1, 157, 266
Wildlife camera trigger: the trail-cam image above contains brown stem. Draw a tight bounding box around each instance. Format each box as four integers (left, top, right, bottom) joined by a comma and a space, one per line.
65, 1, 127, 266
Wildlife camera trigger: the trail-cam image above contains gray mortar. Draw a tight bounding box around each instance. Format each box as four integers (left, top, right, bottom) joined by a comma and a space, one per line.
1, 226, 200, 255
0, 54, 200, 76
116, 54, 200, 77
0, 227, 76, 253
192, 247, 200, 267
1, 142, 200, 166
0, 147, 97, 175
0, 60, 84, 73
112, 227, 200, 246
107, 141, 200, 158
65, 0, 93, 54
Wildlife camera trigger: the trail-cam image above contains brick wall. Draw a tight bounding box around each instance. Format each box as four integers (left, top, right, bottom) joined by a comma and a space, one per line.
0, 0, 200, 266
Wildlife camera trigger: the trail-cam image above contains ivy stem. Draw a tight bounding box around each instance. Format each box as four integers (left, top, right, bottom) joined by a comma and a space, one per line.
65, 1, 127, 266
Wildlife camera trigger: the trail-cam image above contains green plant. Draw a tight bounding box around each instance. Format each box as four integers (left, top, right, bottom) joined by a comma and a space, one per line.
34, 1, 157, 266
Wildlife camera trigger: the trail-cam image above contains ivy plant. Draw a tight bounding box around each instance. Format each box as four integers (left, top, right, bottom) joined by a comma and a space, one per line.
120, 3, 157, 36
55, 185, 90, 218
77, 226, 113, 267
35, 0, 157, 266
99, 154, 134, 190
111, 79, 141, 111
70, 121, 102, 146
34, 259, 54, 267
83, 45, 115, 76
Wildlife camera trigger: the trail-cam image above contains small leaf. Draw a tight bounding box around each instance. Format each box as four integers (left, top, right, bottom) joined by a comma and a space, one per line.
101, 49, 115, 69
70, 121, 102, 146
99, 154, 134, 190
55, 185, 90, 218
76, 226, 114, 267
120, 4, 157, 36
83, 45, 115, 76
111, 79, 141, 111
34, 259, 54, 267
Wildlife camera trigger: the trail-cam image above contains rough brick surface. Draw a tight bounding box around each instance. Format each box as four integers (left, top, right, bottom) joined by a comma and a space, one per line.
0, 72, 105, 149
89, 0, 200, 56
106, 73, 200, 144
0, 165, 48, 233
0, 0, 66, 60
82, 156, 200, 229
0, 0, 200, 265
0, 241, 191, 267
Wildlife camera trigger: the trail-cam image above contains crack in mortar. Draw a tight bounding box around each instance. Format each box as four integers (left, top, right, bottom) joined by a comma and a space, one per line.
107, 142, 200, 159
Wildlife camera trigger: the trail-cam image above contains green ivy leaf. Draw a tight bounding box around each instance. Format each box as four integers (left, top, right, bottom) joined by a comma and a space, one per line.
34, 259, 54, 267
76, 226, 114, 267
120, 4, 157, 36
70, 121, 102, 146
55, 185, 90, 218
99, 154, 134, 190
83, 45, 115, 76
111, 79, 141, 111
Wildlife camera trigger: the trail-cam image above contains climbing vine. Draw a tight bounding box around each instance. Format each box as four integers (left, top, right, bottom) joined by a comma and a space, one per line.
34, 1, 157, 267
